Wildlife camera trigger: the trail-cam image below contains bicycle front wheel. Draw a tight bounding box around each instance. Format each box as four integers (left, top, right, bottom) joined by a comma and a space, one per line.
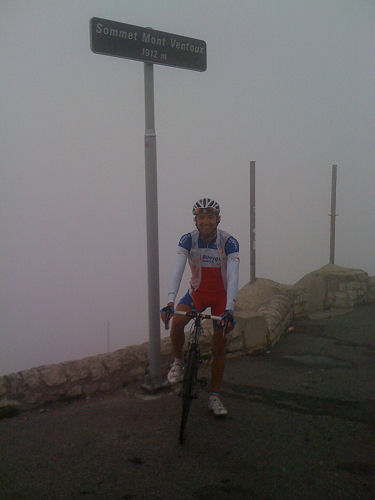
179, 346, 198, 444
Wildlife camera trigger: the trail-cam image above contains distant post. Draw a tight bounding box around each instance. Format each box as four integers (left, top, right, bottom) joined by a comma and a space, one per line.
329, 164, 338, 264
250, 161, 256, 283
106, 320, 110, 353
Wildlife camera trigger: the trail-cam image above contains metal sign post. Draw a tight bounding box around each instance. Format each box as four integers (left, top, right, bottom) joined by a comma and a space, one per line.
143, 62, 161, 389
90, 18, 207, 391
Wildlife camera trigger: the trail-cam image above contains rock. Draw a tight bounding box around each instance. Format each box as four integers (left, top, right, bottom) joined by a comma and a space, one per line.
235, 278, 285, 313
83, 382, 99, 396
0, 376, 9, 397
87, 358, 107, 381
127, 366, 146, 378
101, 353, 124, 374
0, 400, 21, 419
99, 382, 112, 392
295, 264, 369, 313
63, 359, 91, 382
22, 368, 42, 390
368, 276, 375, 302
23, 391, 45, 406
64, 385, 83, 399
5, 372, 25, 399
234, 312, 269, 353
38, 364, 67, 387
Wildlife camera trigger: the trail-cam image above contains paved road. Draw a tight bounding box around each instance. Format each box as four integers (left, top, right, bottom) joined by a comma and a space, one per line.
1, 304, 375, 499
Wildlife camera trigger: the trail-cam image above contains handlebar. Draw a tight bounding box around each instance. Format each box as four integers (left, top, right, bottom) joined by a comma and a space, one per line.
175, 311, 234, 335
175, 310, 222, 321
163, 308, 225, 331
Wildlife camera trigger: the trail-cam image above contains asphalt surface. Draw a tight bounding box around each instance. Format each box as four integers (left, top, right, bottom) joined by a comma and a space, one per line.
1, 303, 375, 499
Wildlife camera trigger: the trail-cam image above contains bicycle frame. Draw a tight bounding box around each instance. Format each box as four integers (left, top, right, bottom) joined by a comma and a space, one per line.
174, 310, 221, 444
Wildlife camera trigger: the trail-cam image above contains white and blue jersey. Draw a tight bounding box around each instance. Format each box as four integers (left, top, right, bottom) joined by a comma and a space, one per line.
167, 229, 240, 311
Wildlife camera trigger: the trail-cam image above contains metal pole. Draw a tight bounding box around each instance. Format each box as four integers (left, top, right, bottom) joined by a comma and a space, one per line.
143, 62, 161, 389
250, 161, 256, 283
329, 164, 337, 264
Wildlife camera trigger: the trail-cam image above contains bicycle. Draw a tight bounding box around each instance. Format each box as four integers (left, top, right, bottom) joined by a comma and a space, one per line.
165, 308, 222, 444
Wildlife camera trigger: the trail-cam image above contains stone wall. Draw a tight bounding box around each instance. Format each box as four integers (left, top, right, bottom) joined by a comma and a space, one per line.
368, 276, 375, 303
295, 264, 373, 313
1, 265, 374, 416
230, 278, 296, 353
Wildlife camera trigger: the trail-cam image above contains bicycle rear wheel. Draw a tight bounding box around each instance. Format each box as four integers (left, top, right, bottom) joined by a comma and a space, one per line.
179, 346, 198, 444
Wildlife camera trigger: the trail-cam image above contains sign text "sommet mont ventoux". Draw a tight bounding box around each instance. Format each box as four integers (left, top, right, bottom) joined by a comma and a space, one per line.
90, 18, 207, 72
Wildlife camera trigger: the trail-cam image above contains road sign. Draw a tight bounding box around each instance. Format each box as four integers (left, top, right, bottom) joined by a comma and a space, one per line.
90, 18, 207, 72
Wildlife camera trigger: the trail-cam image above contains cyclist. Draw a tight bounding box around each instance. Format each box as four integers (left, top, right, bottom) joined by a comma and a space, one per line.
161, 198, 240, 416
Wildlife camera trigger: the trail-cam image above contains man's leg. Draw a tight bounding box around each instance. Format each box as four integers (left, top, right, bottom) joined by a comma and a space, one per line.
207, 328, 229, 416
208, 328, 228, 416
170, 303, 191, 359
208, 290, 230, 416
167, 302, 193, 384
211, 328, 227, 392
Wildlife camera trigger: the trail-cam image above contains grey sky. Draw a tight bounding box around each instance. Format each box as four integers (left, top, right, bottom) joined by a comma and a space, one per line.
1, 0, 374, 374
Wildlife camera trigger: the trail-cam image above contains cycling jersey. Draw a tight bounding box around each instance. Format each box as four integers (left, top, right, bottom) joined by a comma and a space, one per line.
167, 229, 240, 311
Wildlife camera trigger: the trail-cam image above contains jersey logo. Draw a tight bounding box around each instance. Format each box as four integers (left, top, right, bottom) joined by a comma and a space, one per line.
202, 254, 221, 266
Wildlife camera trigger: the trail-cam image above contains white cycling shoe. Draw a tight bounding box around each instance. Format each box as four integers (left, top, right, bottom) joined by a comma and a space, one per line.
167, 359, 184, 384
208, 395, 228, 417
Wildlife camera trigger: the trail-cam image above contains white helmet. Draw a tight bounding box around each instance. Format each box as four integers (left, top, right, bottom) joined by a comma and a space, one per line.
192, 198, 220, 215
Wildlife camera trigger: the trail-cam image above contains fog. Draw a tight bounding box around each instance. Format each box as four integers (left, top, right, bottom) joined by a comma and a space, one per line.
1, 0, 374, 375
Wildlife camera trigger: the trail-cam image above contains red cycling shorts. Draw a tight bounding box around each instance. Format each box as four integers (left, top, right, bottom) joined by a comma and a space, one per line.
178, 288, 226, 317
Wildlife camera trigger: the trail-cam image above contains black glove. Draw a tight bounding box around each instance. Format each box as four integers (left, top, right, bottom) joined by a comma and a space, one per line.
160, 305, 174, 330
220, 310, 235, 331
